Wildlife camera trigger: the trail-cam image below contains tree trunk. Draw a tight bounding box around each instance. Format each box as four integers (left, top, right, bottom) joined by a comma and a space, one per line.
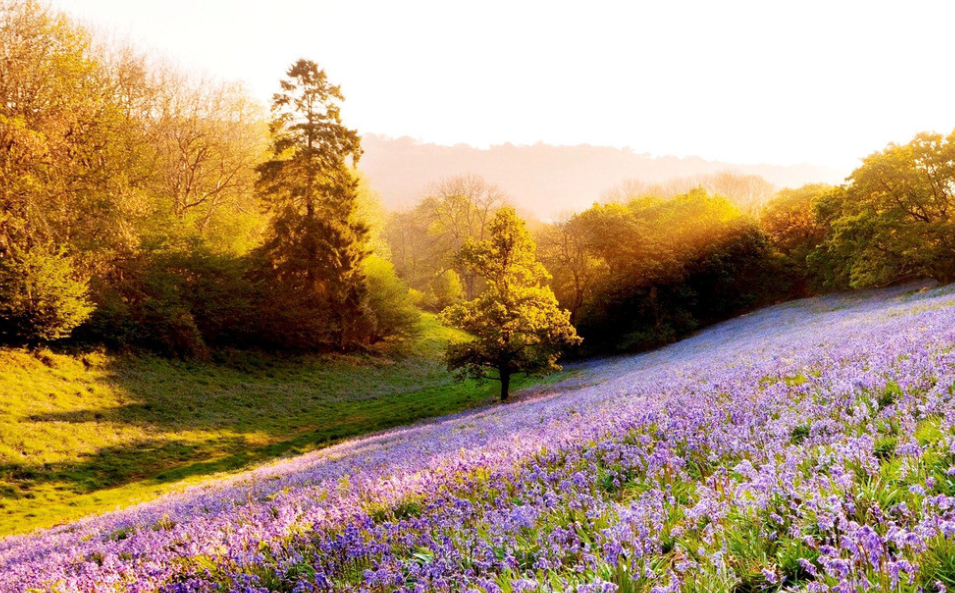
499, 369, 510, 402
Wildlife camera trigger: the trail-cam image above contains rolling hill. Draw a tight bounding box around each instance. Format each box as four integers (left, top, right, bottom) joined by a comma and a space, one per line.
359, 135, 847, 217
3, 282, 955, 591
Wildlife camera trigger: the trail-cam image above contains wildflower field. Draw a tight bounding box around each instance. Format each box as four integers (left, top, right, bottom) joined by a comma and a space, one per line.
0, 314, 530, 536
4, 283, 955, 593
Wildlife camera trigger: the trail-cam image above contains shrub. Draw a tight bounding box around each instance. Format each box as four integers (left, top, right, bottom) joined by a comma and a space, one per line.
84, 244, 258, 357
363, 255, 420, 343
423, 269, 464, 312
0, 246, 93, 344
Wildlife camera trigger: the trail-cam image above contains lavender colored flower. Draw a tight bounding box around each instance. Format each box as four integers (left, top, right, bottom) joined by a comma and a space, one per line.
0, 284, 954, 592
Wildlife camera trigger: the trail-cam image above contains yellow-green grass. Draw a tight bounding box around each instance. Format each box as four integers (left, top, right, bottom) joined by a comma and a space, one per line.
0, 314, 547, 536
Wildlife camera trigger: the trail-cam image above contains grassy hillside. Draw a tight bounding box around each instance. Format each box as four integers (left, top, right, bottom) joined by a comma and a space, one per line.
0, 315, 545, 536
6, 285, 955, 592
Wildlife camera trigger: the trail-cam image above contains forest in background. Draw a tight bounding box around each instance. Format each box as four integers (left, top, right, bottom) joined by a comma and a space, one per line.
357, 135, 843, 217
3, 0, 955, 360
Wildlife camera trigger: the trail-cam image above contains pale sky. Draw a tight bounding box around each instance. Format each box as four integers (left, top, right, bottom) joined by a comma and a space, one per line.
54, 0, 955, 173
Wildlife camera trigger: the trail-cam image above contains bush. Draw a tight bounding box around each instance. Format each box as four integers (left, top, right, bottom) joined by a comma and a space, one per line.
363, 256, 420, 343
84, 244, 259, 357
84, 244, 422, 356
0, 246, 93, 344
250, 290, 340, 352
423, 269, 464, 312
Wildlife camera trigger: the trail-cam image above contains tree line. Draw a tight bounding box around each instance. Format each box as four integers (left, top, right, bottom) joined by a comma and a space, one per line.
0, 0, 418, 355
4, 0, 954, 386
385, 131, 955, 356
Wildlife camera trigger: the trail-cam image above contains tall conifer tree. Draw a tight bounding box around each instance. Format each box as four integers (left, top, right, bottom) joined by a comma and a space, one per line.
256, 59, 369, 350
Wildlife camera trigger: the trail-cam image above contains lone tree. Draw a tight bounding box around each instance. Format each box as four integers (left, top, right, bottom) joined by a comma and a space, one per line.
256, 59, 369, 351
441, 207, 581, 401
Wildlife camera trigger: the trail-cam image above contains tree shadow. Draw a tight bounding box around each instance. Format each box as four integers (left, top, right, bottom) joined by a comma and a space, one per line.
0, 436, 248, 501
1, 416, 414, 504
3, 352, 496, 528
24, 353, 434, 435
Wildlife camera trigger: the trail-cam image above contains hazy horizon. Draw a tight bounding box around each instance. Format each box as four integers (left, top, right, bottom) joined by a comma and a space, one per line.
364, 133, 853, 169
50, 0, 955, 172
359, 134, 845, 217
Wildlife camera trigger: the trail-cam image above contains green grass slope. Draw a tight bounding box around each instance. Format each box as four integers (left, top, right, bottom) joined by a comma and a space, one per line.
0, 315, 545, 536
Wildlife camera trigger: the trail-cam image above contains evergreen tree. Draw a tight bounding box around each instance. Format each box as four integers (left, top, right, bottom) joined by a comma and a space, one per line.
255, 59, 370, 350
441, 207, 581, 401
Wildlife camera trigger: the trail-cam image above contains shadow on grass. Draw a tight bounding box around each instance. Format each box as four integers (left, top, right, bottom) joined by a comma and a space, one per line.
8, 369, 503, 506
26, 351, 471, 434
0, 436, 244, 500
4, 390, 493, 503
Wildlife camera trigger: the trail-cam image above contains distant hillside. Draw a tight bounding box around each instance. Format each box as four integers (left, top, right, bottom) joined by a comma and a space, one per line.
358, 135, 846, 218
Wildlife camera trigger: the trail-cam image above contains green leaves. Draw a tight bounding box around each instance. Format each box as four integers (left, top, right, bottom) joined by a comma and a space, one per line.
0, 245, 93, 344
441, 207, 581, 400
809, 131, 955, 289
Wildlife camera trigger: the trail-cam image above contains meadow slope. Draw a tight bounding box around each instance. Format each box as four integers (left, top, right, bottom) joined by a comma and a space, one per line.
0, 315, 546, 536
3, 284, 955, 592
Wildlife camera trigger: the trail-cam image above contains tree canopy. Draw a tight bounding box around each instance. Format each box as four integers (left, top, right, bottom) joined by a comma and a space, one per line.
535, 190, 779, 354
441, 207, 580, 401
809, 132, 955, 289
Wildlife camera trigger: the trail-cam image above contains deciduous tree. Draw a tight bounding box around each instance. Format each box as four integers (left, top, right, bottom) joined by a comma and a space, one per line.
384, 174, 507, 301
809, 131, 955, 288
441, 207, 580, 401
0, 245, 93, 344
760, 184, 831, 293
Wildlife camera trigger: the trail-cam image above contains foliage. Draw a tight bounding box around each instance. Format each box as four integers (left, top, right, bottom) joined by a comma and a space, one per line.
552, 190, 782, 354
422, 269, 465, 312
760, 183, 831, 293
761, 184, 831, 255
0, 246, 93, 344
0, 0, 139, 266
441, 207, 581, 400
13, 0, 955, 364
384, 174, 507, 300
83, 243, 258, 357
0, 3, 421, 357
0, 1, 271, 355
255, 59, 372, 351
146, 78, 267, 237
363, 255, 421, 343
535, 213, 603, 322
809, 131, 955, 289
